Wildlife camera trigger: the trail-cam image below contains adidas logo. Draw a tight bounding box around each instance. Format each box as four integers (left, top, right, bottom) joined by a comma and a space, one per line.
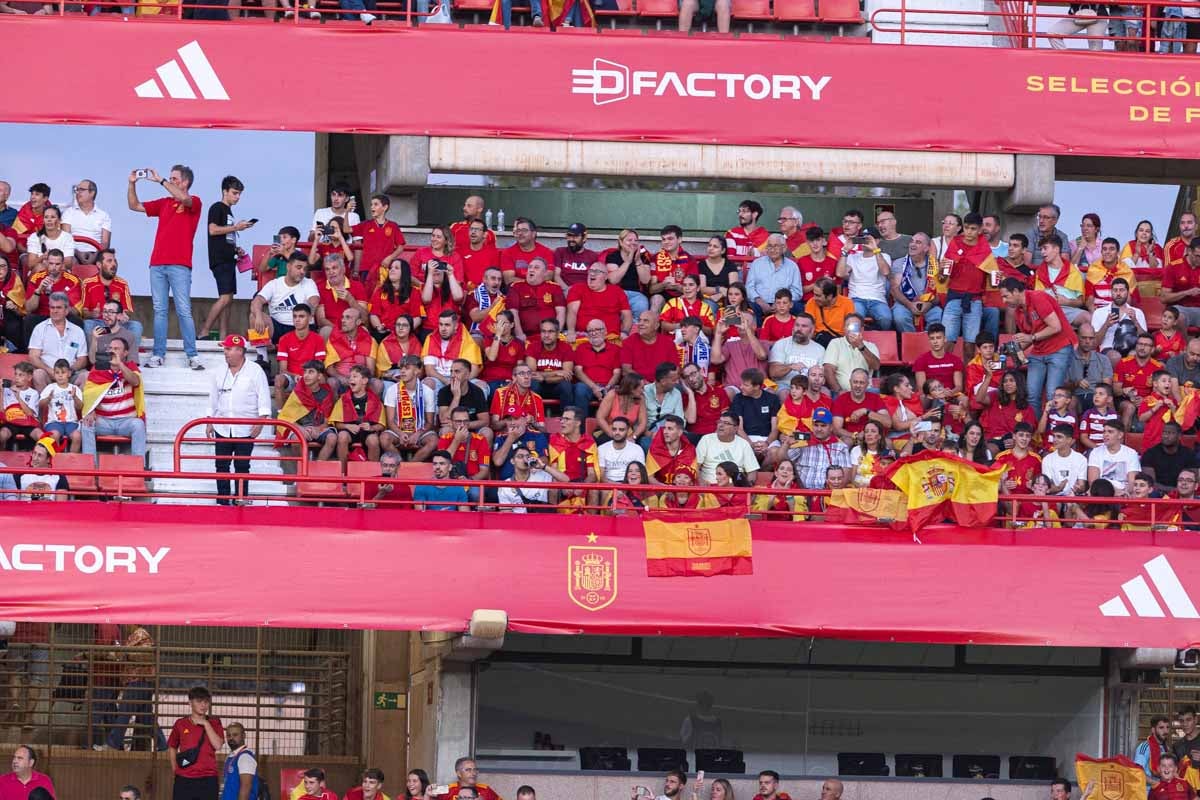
1099, 554, 1199, 618
133, 41, 229, 101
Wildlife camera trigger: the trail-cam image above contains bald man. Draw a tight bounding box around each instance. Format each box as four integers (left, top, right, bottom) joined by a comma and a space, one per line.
819, 780, 843, 800
452, 195, 496, 251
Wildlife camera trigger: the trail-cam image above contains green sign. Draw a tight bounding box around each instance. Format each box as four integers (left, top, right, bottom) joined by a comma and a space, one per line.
374, 691, 406, 710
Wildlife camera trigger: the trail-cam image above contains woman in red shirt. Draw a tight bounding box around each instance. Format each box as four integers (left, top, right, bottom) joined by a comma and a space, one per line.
411, 225, 464, 284
420, 260, 465, 322
368, 260, 423, 341
978, 369, 1036, 456
481, 310, 526, 390
307, 216, 354, 277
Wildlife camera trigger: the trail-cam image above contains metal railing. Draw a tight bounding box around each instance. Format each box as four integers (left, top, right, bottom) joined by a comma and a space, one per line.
0, 626, 358, 756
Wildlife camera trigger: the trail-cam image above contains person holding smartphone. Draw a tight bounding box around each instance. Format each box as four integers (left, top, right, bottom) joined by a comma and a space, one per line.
199, 175, 253, 342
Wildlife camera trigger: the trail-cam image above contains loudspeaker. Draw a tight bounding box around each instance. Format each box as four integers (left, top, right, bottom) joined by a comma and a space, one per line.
953, 755, 1000, 779
637, 748, 688, 773
895, 754, 943, 778
695, 749, 746, 774
1009, 756, 1057, 780
580, 747, 631, 772
837, 753, 889, 776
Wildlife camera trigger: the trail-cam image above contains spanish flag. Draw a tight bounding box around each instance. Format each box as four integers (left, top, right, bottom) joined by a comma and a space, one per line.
645, 429, 697, 483
1143, 387, 1200, 450
643, 509, 752, 577
328, 389, 386, 427
82, 368, 145, 419
277, 381, 335, 433
1, 274, 26, 318
1074, 755, 1145, 800
882, 451, 1002, 534
826, 487, 908, 528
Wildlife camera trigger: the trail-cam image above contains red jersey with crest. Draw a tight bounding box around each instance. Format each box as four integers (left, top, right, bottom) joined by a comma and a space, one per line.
1114, 355, 1163, 397
994, 449, 1041, 491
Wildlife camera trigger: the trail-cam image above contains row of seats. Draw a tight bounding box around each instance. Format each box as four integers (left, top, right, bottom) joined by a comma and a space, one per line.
0, 450, 145, 497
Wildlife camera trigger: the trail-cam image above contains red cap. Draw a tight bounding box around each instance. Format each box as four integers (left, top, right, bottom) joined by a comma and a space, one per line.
220, 334, 247, 349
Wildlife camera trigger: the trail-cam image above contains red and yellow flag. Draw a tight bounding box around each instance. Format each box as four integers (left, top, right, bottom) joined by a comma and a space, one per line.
1074, 754, 1145, 800
882, 451, 1002, 533
826, 487, 908, 528
643, 509, 752, 577
82, 369, 145, 419
1144, 387, 1200, 450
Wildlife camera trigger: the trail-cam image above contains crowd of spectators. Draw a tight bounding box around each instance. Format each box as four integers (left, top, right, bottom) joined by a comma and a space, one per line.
3, 175, 1200, 523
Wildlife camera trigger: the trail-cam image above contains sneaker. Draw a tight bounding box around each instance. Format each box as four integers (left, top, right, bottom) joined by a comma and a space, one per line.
532, 13, 542, 24
188, 356, 206, 371
308, 9, 320, 17
143, 356, 164, 368
360, 11, 375, 23
92, 744, 111, 751
283, 8, 294, 15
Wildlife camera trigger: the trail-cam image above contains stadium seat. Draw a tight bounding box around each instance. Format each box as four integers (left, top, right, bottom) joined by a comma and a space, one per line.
580, 746, 631, 771
1124, 432, 1143, 452
1141, 294, 1165, 331
895, 754, 943, 778
838, 752, 889, 776
637, 748, 688, 772
298, 461, 346, 500
1009, 756, 1056, 780
731, 0, 772, 22
774, 0, 815, 22
347, 461, 381, 501
0, 353, 24, 379
900, 332, 930, 364
594, 0, 633, 24
396, 461, 435, 482
454, 0, 493, 11
1, 451, 33, 471
864, 330, 900, 366
754, 470, 774, 486
953, 754, 1000, 779
97, 453, 145, 499
637, 0, 679, 22
818, 0, 860, 22
55, 453, 98, 495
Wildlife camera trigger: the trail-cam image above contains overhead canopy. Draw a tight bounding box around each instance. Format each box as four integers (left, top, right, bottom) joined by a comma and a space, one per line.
2, 16, 1195, 158
0, 502, 1197, 647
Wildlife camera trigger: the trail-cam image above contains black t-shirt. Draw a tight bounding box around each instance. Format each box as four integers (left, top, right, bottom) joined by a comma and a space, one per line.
351, 392, 369, 422
207, 201, 237, 268
437, 382, 488, 420
697, 257, 740, 291
730, 391, 781, 438
606, 249, 645, 292
1142, 444, 1197, 489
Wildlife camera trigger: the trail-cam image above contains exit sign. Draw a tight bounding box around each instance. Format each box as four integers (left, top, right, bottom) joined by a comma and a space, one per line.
374, 691, 406, 710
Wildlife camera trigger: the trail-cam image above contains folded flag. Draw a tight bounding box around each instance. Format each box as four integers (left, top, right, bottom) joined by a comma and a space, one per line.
883, 451, 1002, 534
1074, 754, 1145, 800
643, 508, 752, 577
826, 487, 908, 528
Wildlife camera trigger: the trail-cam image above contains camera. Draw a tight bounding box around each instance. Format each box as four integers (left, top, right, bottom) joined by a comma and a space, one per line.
851, 235, 869, 245
1000, 340, 1021, 359
435, 260, 450, 272
845, 320, 862, 335
135, 168, 149, 179
94, 352, 113, 372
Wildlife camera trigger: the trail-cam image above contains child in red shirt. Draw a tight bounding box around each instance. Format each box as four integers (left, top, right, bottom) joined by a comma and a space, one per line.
759, 289, 796, 343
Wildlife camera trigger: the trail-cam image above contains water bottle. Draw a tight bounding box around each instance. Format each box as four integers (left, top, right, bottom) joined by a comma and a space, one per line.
497, 209, 506, 233
484, 209, 493, 231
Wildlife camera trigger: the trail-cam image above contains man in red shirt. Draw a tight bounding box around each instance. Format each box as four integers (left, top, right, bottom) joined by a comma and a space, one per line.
167, 686, 224, 800
750, 770, 797, 800
680, 362, 729, 440
573, 321, 622, 404
649, 225, 695, 314
725, 199, 769, 266
1151, 754, 1196, 800
23, 249, 83, 336
344, 768, 389, 800
460, 219, 500, 293
1164, 210, 1197, 276
81, 249, 140, 341
353, 194, 406, 285
506, 257, 564, 339
831, 367, 888, 445
1162, 237, 1200, 331
500, 218, 555, 285
489, 364, 546, 431
941, 211, 995, 360
796, 227, 836, 301
622, 311, 679, 381
316, 253, 370, 339
274, 303, 327, 409
450, 195, 496, 253
128, 165, 203, 369
0, 746, 54, 800
437, 407, 492, 488
299, 768, 340, 800
1002, 275, 1078, 415
1114, 332, 1165, 429
995, 422, 1041, 493
325, 307, 378, 393
554, 222, 601, 291
912, 322, 964, 395
567, 266, 632, 341
526, 319, 582, 410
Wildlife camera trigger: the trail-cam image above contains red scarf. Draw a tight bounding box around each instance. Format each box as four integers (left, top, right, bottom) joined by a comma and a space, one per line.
332, 389, 385, 426
646, 429, 697, 483
294, 381, 335, 424
10, 202, 43, 244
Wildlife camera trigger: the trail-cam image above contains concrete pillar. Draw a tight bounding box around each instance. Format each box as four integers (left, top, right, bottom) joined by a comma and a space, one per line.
998, 154, 1056, 237
408, 637, 477, 785
434, 664, 475, 782
373, 135, 431, 226
314, 133, 332, 211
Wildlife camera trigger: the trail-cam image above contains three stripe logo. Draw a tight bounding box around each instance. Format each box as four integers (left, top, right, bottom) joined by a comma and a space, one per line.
133, 41, 229, 101
1099, 554, 1199, 618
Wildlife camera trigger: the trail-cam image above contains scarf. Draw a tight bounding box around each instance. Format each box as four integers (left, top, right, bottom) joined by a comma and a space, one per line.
0, 271, 25, 316
896, 254, 933, 302
392, 383, 425, 432
328, 389, 386, 426
470, 284, 505, 335
645, 429, 697, 483
676, 335, 711, 375
326, 327, 374, 370
10, 202, 42, 244
278, 381, 335, 427
377, 334, 421, 375
1034, 261, 1085, 295
82, 368, 146, 419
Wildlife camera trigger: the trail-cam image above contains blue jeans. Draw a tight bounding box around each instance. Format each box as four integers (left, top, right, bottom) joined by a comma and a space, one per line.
91, 687, 117, 747
149, 265, 196, 359
1026, 343, 1074, 415
892, 302, 942, 333
339, 0, 375, 16
981, 306, 1000, 339
851, 298, 893, 330
941, 294, 982, 346
82, 415, 148, 458
624, 290, 649, 320
106, 681, 167, 751
83, 319, 144, 346
498, 0, 540, 26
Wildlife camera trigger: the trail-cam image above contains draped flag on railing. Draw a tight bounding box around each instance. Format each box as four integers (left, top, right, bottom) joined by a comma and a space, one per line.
883, 451, 1003, 534
1074, 754, 1146, 800
643, 508, 752, 577
826, 488, 908, 528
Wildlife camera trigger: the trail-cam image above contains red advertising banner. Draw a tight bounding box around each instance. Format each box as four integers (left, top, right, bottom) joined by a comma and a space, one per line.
3, 17, 1200, 158
0, 503, 1198, 647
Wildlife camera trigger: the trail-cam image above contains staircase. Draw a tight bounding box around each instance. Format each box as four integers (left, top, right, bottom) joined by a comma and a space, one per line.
140, 338, 288, 505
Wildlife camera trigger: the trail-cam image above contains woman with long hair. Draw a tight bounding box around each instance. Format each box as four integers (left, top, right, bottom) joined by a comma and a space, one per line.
405, 770, 430, 800
413, 225, 465, 284
709, 460, 751, 512
595, 371, 648, 443
482, 310, 526, 392
1071, 212, 1103, 267
848, 420, 893, 487
691, 777, 736, 800
956, 420, 993, 466
0, 256, 26, 352
25, 204, 76, 273
881, 373, 938, 450
1069, 478, 1117, 529
697, 236, 740, 305
605, 228, 653, 319
614, 461, 653, 514
369, 259, 423, 341
1120, 219, 1163, 275
723, 282, 758, 334
308, 215, 354, 272
420, 258, 465, 322
751, 458, 807, 521
978, 369, 1036, 456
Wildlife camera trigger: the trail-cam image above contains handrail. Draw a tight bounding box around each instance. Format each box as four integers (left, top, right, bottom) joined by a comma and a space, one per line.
173, 416, 310, 474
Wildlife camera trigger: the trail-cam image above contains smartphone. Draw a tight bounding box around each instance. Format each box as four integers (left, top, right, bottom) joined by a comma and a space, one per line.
135, 168, 148, 179
272, 234, 282, 246
851, 235, 869, 244
697, 771, 705, 784
845, 321, 862, 335
247, 218, 259, 226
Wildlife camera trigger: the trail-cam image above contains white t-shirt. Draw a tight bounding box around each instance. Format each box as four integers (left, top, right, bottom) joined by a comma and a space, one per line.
3, 386, 39, 418
61, 205, 112, 252
497, 470, 553, 511
39, 383, 82, 424
596, 440, 645, 484
256, 276, 320, 326
229, 747, 257, 776
1089, 303, 1146, 353
1086, 444, 1141, 492
1041, 449, 1088, 496
845, 250, 891, 302
382, 382, 436, 424
312, 207, 361, 231
26, 230, 77, 259
695, 433, 759, 485
768, 337, 826, 376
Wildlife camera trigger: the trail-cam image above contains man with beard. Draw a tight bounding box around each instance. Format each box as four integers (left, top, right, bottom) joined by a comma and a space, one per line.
554, 223, 600, 291
768, 314, 825, 388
